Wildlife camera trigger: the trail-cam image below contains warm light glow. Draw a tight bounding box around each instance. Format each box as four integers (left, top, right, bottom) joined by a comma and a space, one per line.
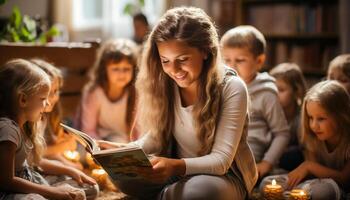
92, 168, 106, 175
272, 179, 277, 186
300, 191, 305, 195
63, 150, 80, 162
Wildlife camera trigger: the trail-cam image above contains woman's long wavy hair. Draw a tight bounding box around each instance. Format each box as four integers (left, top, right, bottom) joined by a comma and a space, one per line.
30, 59, 64, 144
0, 59, 50, 165
301, 80, 350, 156
85, 39, 138, 133
136, 7, 224, 155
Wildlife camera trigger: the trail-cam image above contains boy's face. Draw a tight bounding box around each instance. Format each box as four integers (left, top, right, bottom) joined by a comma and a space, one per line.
327, 67, 350, 94
222, 47, 265, 84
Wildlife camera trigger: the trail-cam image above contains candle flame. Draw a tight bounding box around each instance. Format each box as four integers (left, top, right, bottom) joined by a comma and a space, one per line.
272, 179, 276, 186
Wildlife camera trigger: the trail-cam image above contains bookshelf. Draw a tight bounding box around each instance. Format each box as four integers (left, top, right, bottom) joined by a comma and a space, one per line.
209, 0, 340, 78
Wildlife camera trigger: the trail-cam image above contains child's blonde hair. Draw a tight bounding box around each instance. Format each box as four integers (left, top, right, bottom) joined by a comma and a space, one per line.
327, 54, 350, 79
0, 59, 50, 164
270, 62, 307, 106
30, 59, 64, 143
220, 25, 266, 57
301, 80, 350, 153
85, 38, 138, 132
137, 7, 224, 155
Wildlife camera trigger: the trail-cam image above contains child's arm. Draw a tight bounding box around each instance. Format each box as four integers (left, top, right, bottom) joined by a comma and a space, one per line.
80, 90, 101, 139
259, 92, 290, 176
39, 158, 96, 185
0, 141, 76, 199
288, 161, 350, 189
44, 134, 77, 156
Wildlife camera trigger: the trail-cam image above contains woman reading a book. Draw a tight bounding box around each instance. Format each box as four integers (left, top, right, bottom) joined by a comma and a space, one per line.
99, 7, 257, 200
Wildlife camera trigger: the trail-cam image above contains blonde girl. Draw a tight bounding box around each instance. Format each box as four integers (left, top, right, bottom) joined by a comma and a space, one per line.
0, 59, 96, 200
78, 38, 138, 142
99, 7, 257, 200
327, 54, 350, 94
270, 63, 307, 171
260, 80, 350, 200
31, 59, 83, 170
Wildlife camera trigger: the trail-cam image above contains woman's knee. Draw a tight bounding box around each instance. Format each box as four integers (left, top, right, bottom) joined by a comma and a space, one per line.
162, 175, 245, 200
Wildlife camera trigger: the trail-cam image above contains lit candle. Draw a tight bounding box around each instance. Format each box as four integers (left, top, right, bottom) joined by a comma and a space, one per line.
263, 179, 284, 200
63, 150, 80, 162
85, 153, 100, 169
91, 168, 108, 189
289, 189, 309, 200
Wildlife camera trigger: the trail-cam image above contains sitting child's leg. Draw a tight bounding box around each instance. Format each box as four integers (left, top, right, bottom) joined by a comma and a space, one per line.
298, 178, 342, 200
45, 174, 99, 200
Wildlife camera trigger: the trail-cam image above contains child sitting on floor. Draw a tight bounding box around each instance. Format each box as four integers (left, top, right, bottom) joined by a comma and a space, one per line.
260, 80, 350, 200
270, 63, 307, 171
220, 25, 290, 178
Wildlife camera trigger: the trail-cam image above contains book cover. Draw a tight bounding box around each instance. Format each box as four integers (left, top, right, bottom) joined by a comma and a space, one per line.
60, 123, 152, 181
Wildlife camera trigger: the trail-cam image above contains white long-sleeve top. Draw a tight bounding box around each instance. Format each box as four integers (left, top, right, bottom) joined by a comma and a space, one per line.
173, 76, 247, 175
134, 74, 258, 192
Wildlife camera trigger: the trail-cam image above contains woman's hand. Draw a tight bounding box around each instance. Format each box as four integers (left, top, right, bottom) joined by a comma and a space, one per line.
97, 140, 127, 150
287, 161, 310, 189
139, 156, 185, 183
67, 167, 96, 186
257, 161, 272, 178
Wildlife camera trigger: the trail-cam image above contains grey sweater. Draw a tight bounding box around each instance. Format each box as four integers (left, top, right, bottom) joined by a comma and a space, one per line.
247, 72, 290, 165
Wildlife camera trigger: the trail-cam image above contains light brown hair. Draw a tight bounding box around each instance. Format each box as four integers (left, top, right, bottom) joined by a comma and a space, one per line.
30, 59, 64, 144
0, 59, 50, 164
220, 25, 266, 57
136, 7, 224, 155
270, 62, 307, 106
301, 80, 350, 155
85, 39, 138, 132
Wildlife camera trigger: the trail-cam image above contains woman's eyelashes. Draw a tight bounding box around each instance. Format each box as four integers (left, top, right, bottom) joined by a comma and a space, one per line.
161, 57, 189, 65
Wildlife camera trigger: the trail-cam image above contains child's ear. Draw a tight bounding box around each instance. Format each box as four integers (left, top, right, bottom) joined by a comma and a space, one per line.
18, 93, 28, 108
256, 54, 266, 70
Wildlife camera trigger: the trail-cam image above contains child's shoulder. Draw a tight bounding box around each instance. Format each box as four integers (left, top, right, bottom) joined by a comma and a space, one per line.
248, 72, 277, 95
222, 70, 248, 97
0, 117, 21, 146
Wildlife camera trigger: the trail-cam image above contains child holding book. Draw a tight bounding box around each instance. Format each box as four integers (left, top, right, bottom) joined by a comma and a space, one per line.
0, 59, 96, 200
270, 63, 307, 171
327, 54, 350, 94
31, 59, 83, 170
99, 7, 257, 200
220, 25, 290, 177
260, 80, 350, 199
78, 38, 138, 143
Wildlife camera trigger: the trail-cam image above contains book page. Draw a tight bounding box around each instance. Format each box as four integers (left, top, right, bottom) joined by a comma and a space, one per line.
60, 123, 100, 153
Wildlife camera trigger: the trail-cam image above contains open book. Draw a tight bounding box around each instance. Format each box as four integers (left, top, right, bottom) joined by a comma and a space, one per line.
60, 123, 152, 181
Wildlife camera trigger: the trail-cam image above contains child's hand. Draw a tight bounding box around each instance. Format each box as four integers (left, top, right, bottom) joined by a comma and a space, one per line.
287, 161, 309, 189
68, 167, 97, 186
257, 161, 272, 178
97, 140, 127, 150
49, 185, 81, 200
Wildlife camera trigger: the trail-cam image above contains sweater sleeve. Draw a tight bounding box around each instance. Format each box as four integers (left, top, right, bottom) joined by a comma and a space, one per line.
184, 77, 248, 175
81, 89, 100, 139
261, 92, 290, 165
